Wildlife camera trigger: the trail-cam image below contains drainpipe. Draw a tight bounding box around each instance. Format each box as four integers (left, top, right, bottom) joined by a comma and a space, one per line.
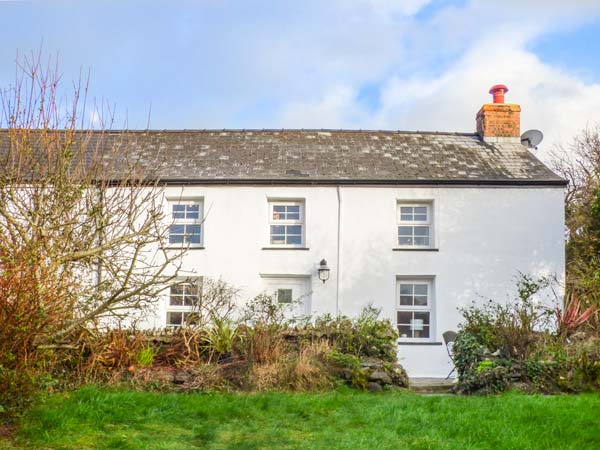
336, 185, 342, 316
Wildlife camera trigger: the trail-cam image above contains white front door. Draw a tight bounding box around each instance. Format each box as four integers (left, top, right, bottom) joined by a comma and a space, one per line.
263, 276, 312, 319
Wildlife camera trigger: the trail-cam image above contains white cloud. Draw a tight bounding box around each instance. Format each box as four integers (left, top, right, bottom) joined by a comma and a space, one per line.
280, 85, 370, 128
4, 0, 597, 159
276, 1, 600, 160
377, 36, 600, 158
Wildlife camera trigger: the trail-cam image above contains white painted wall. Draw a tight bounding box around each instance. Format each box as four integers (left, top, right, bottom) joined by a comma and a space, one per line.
140, 184, 565, 378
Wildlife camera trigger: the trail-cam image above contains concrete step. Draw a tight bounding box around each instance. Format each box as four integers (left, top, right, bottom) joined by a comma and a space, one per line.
409, 377, 455, 394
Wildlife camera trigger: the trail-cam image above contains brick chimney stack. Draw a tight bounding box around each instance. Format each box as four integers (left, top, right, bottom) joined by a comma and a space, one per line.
476, 84, 521, 143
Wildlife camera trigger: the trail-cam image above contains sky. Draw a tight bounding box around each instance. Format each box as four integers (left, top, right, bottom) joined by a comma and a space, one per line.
0, 0, 599, 160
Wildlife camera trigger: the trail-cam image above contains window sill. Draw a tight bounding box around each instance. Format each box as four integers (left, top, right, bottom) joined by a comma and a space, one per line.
398, 341, 443, 346
165, 246, 205, 250
393, 247, 439, 252
262, 246, 310, 251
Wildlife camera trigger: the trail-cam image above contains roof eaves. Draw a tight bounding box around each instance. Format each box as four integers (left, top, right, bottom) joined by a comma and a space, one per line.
152, 177, 568, 187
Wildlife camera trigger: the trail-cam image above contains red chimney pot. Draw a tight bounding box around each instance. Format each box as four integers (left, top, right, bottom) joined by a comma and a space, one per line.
489, 84, 508, 104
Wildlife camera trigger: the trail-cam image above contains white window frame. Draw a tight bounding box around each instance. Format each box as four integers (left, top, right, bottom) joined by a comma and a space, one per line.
166, 277, 202, 328
267, 200, 305, 247
397, 202, 433, 248
168, 198, 204, 247
396, 278, 435, 342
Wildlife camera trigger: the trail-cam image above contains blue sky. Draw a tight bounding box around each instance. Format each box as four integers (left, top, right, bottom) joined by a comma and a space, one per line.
0, 0, 599, 157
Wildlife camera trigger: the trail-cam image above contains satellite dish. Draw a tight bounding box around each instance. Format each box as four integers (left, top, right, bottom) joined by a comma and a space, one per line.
520, 129, 543, 149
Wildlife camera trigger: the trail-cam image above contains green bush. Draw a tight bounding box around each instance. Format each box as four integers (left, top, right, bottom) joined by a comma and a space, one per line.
455, 274, 600, 394
453, 332, 485, 379
458, 275, 553, 360
459, 301, 502, 351
0, 294, 406, 412
203, 318, 238, 362
0, 365, 39, 418
458, 365, 511, 395
306, 306, 398, 362
476, 358, 495, 374
324, 351, 367, 389
565, 337, 600, 390
136, 344, 157, 368
522, 359, 545, 382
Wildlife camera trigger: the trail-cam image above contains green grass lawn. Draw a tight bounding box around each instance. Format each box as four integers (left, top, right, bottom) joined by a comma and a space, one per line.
4, 387, 600, 450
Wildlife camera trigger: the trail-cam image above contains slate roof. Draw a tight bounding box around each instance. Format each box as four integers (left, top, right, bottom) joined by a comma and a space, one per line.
4, 129, 566, 186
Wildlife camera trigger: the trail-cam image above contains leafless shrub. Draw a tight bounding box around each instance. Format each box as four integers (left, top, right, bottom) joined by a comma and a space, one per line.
0, 50, 190, 413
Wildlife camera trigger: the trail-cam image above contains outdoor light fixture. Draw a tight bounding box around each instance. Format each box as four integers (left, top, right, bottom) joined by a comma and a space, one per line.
318, 259, 330, 283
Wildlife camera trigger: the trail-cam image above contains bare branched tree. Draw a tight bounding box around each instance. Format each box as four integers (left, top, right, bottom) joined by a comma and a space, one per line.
551, 125, 600, 209
550, 125, 600, 308
0, 50, 189, 347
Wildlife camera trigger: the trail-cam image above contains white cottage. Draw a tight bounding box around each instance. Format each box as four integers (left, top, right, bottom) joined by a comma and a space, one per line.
129, 86, 564, 378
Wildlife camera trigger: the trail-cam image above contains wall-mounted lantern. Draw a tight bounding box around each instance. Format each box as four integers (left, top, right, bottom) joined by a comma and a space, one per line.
318, 259, 330, 284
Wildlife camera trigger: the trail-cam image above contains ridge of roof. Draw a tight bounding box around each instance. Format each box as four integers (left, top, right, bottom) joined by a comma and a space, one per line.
0, 128, 480, 136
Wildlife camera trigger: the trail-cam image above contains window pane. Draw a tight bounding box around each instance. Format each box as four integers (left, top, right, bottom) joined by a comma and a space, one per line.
170, 224, 185, 235
172, 205, 186, 219
171, 285, 183, 295
399, 205, 429, 222
188, 233, 201, 244
277, 289, 293, 304
398, 324, 411, 338
415, 326, 430, 338
169, 296, 183, 306
183, 296, 198, 307
399, 236, 413, 246
271, 225, 285, 234
397, 311, 412, 324
186, 224, 201, 234
167, 312, 183, 326
410, 317, 425, 331
400, 295, 413, 306
400, 284, 413, 295
287, 212, 300, 220
287, 235, 302, 245
271, 236, 285, 245
287, 225, 302, 235
273, 205, 285, 220
414, 237, 429, 246
287, 205, 300, 213
398, 308, 431, 339
414, 311, 430, 325
184, 225, 202, 244
414, 226, 429, 236
169, 234, 184, 244
398, 226, 413, 235
184, 284, 198, 296
414, 296, 428, 306
414, 285, 428, 296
